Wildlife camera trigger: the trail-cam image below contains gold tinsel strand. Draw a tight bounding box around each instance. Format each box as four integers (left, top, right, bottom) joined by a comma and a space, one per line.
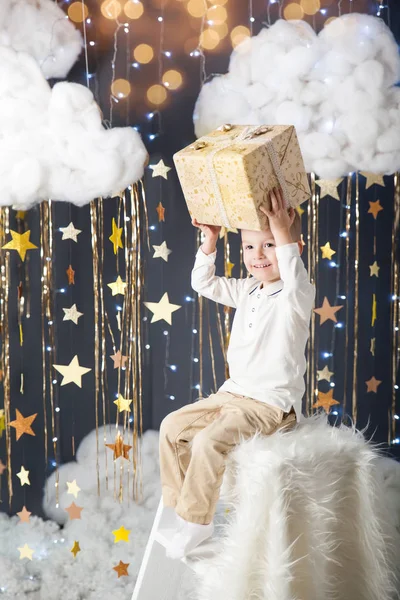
343, 176, 352, 421
1, 207, 12, 503
352, 173, 360, 425
39, 203, 49, 472
90, 199, 101, 496
391, 173, 400, 443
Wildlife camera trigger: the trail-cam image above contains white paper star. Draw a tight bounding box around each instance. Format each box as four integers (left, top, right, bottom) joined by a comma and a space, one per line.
144, 292, 181, 325
63, 304, 83, 325
152, 241, 172, 262
18, 543, 34, 560
59, 222, 82, 243
17, 466, 30, 486
66, 479, 81, 499
53, 355, 91, 388
149, 159, 171, 180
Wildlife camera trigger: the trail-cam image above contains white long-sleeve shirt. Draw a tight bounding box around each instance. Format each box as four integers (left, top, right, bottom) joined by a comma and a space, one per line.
191, 243, 315, 422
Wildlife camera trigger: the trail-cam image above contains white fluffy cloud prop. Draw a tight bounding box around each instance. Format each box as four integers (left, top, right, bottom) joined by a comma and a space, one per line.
0, 0, 82, 79
194, 14, 400, 178
0, 48, 147, 209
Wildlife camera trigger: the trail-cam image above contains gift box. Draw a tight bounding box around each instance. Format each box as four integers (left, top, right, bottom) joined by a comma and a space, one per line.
173, 124, 311, 231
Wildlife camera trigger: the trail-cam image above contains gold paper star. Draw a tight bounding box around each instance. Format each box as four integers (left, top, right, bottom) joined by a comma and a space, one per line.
60, 222, 82, 243
17, 466, 30, 486
109, 218, 123, 254
313, 389, 340, 414
15, 211, 26, 220
9, 409, 37, 441
0, 459, 6, 475
106, 431, 132, 461
366, 376, 382, 393
2, 230, 38, 261
66, 264, 75, 285
112, 526, 131, 543
372, 293, 377, 327
113, 560, 130, 578
314, 297, 343, 325
144, 292, 181, 325
150, 159, 171, 180
226, 261, 235, 277
18, 543, 34, 560
219, 227, 238, 238
317, 365, 334, 382
296, 205, 305, 217
368, 200, 383, 220
370, 337, 376, 356
0, 409, 6, 438
110, 350, 127, 369
107, 276, 127, 296
369, 261, 380, 277
17, 506, 31, 524
66, 480, 81, 499
53, 355, 91, 388
114, 394, 132, 413
71, 541, 81, 558
360, 172, 385, 189
320, 242, 336, 260
63, 304, 83, 325
156, 202, 165, 222
316, 179, 343, 200
65, 502, 83, 520
152, 241, 172, 262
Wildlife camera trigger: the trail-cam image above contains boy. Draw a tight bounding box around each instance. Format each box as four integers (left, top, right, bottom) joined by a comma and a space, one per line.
159, 187, 315, 559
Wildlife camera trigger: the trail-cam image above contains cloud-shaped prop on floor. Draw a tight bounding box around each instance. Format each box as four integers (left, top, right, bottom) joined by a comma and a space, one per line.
0, 0, 82, 79
194, 14, 400, 178
0, 48, 148, 209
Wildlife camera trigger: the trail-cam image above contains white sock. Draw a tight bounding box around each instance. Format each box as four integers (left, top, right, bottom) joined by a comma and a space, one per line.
165, 515, 214, 560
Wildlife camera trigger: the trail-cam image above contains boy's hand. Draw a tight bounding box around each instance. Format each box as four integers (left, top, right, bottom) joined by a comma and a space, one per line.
192, 218, 221, 240
260, 187, 295, 247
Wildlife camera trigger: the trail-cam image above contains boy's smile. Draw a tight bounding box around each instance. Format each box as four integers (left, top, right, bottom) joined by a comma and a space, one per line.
241, 228, 281, 284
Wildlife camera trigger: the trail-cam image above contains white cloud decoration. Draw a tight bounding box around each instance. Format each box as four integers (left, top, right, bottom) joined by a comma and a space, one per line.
194, 14, 400, 178
0, 0, 82, 79
0, 48, 148, 209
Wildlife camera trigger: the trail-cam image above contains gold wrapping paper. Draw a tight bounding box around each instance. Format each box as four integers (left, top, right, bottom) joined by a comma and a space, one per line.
173, 124, 311, 231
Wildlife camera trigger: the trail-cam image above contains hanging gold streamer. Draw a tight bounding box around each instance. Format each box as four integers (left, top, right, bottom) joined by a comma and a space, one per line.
306, 173, 317, 416
39, 203, 49, 472
199, 294, 204, 397
90, 200, 101, 496
351, 174, 360, 425
390, 173, 400, 443
206, 299, 217, 392
223, 232, 231, 380
343, 176, 352, 420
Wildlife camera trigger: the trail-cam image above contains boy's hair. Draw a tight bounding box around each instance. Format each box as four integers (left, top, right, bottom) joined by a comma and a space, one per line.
290, 210, 302, 242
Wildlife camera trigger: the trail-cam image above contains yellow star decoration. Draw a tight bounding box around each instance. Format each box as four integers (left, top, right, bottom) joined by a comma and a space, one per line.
369, 261, 380, 277
368, 200, 384, 220
2, 230, 38, 261
226, 261, 235, 277
370, 338, 376, 356
109, 218, 123, 254
320, 242, 336, 260
152, 241, 172, 262
114, 394, 132, 413
17, 466, 30, 486
360, 172, 385, 189
15, 210, 26, 220
107, 276, 127, 296
296, 205, 305, 217
372, 293, 377, 327
144, 292, 181, 325
316, 179, 343, 200
53, 355, 91, 388
149, 159, 171, 179
71, 541, 81, 558
0, 409, 6, 438
112, 526, 131, 543
313, 389, 340, 414
219, 227, 238, 238
18, 543, 34, 560
317, 365, 334, 382
66, 480, 81, 499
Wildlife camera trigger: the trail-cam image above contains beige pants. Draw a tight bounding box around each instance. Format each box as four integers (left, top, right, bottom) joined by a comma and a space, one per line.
159, 391, 297, 525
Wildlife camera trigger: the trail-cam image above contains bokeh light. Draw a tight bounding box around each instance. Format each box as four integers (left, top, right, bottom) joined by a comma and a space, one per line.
133, 44, 154, 64
111, 79, 131, 99
147, 84, 168, 105
300, 0, 321, 15
101, 0, 122, 19
200, 28, 221, 50
230, 25, 250, 48
283, 3, 305, 19
206, 5, 227, 25
187, 0, 207, 18
68, 2, 88, 23
210, 22, 228, 39
207, 0, 228, 5
124, 0, 144, 19
162, 70, 183, 90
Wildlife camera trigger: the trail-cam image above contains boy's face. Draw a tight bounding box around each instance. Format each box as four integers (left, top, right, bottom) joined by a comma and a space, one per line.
241, 228, 281, 284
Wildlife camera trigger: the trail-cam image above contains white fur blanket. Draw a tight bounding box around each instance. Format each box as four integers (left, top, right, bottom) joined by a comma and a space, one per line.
196, 415, 400, 600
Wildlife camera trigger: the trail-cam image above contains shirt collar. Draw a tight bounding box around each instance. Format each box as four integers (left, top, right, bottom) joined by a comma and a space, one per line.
250, 278, 283, 297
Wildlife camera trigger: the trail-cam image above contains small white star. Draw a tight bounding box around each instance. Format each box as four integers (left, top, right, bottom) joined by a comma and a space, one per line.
152, 241, 172, 262
17, 466, 30, 486
63, 304, 83, 325
59, 222, 82, 243
149, 159, 171, 180
18, 543, 34, 560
